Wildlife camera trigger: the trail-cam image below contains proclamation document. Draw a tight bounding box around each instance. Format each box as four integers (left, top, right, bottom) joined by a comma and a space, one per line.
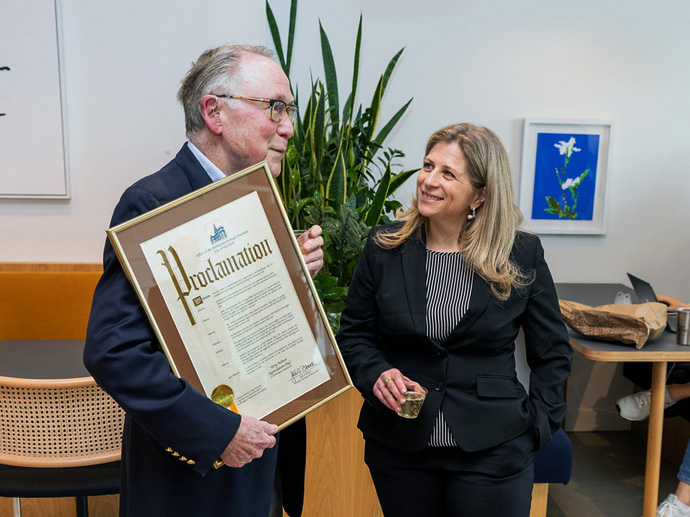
139, 191, 329, 419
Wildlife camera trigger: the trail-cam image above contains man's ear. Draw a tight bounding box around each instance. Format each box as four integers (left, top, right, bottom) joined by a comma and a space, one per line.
200, 95, 223, 135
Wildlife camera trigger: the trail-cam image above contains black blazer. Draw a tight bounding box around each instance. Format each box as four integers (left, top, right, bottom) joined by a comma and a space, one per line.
84, 144, 305, 516
337, 225, 572, 453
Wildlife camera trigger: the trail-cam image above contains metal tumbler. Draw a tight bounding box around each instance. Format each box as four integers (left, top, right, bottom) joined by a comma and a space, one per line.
677, 307, 690, 345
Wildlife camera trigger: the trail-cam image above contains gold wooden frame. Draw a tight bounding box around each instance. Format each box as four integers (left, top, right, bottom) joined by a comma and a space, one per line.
106, 161, 351, 430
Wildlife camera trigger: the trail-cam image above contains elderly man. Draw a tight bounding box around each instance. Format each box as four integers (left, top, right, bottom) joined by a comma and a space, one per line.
84, 44, 323, 516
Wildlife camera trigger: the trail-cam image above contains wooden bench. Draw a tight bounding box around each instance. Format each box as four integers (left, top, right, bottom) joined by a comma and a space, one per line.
0, 263, 101, 340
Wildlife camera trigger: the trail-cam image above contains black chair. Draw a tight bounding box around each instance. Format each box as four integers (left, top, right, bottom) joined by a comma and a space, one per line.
531, 428, 573, 517
0, 462, 121, 517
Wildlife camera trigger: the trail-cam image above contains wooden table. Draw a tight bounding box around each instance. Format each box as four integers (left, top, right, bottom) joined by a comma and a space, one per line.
557, 283, 690, 517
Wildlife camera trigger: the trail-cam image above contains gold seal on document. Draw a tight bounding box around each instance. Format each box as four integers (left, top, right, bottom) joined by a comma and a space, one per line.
211, 385, 235, 409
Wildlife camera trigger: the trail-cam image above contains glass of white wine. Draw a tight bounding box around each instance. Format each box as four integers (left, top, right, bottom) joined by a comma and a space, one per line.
397, 386, 427, 419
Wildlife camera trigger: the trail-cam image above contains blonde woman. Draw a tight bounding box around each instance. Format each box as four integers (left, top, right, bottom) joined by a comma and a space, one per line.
337, 123, 573, 516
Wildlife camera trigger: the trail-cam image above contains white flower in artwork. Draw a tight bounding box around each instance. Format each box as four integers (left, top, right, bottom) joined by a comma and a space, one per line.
561, 176, 582, 190
546, 135, 589, 219
554, 137, 581, 156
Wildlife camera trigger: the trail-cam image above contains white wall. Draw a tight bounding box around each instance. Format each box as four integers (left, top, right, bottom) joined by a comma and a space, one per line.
1, 0, 689, 301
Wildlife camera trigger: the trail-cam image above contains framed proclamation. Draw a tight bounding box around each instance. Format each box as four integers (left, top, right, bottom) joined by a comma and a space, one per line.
107, 161, 352, 430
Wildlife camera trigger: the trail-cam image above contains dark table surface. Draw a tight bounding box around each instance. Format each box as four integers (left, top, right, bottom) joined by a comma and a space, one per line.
556, 282, 637, 307
0, 339, 89, 379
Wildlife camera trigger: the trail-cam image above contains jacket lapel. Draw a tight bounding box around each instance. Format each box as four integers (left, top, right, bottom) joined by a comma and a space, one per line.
446, 272, 491, 339
400, 231, 493, 341
400, 236, 428, 337
175, 143, 214, 191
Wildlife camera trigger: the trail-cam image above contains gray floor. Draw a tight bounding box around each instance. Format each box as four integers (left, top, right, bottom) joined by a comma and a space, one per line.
548, 431, 680, 516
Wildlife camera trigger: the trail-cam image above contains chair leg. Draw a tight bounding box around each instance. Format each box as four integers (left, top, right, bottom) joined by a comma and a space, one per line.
76, 496, 89, 517
12, 498, 22, 517
530, 483, 549, 517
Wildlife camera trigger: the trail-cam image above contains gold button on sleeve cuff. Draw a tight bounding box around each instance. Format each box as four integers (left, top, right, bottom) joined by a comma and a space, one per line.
163, 446, 203, 468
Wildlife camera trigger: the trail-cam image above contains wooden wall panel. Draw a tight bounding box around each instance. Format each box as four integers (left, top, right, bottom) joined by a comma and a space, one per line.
0, 495, 117, 517
0, 263, 102, 272
303, 388, 383, 517
89, 495, 119, 516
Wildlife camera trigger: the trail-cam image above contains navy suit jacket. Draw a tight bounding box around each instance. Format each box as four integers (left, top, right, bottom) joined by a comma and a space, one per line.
84, 144, 305, 516
337, 225, 573, 453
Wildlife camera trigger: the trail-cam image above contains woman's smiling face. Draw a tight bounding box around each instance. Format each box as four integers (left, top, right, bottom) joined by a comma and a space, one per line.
416, 141, 485, 228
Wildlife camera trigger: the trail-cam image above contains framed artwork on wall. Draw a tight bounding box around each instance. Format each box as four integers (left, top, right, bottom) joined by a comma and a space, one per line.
518, 119, 612, 235
0, 0, 69, 199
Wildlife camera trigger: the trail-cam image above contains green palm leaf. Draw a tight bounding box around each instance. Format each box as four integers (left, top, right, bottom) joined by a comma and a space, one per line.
373, 98, 413, 146
381, 48, 404, 96
389, 168, 419, 196
285, 0, 298, 77
365, 164, 391, 227
326, 143, 347, 205
343, 15, 362, 126
265, 2, 287, 72
319, 21, 339, 127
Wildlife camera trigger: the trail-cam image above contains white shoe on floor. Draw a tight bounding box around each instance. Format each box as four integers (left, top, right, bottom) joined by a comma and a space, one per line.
615, 387, 676, 421
657, 494, 690, 517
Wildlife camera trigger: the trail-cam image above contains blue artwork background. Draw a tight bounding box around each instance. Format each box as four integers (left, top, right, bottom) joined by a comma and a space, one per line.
531, 132, 599, 220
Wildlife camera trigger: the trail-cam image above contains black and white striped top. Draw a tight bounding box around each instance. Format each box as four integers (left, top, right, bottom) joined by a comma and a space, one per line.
425, 249, 473, 447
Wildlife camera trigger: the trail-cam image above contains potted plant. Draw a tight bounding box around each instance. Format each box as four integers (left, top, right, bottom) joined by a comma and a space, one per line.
267, 0, 418, 332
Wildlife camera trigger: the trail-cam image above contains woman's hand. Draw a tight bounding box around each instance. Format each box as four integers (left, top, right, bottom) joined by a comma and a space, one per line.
374, 369, 423, 413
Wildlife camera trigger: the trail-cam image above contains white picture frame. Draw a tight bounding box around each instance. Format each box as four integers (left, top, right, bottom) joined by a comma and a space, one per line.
518, 118, 612, 235
0, 0, 70, 199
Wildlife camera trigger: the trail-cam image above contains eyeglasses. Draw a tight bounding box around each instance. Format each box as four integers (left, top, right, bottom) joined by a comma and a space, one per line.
212, 94, 298, 123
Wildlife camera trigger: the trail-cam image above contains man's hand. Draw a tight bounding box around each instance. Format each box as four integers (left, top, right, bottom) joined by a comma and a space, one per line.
296, 225, 324, 278
220, 415, 279, 468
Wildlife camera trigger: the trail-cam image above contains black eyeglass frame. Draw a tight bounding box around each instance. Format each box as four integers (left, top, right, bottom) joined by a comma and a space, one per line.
212, 94, 298, 123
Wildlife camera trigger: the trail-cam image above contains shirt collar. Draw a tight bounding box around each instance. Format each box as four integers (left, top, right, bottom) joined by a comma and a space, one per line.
186, 141, 226, 183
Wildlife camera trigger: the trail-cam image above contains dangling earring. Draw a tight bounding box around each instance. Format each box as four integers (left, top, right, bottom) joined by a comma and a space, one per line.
467, 206, 477, 220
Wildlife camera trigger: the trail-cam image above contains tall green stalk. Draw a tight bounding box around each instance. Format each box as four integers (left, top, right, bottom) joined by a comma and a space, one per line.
266, 0, 417, 332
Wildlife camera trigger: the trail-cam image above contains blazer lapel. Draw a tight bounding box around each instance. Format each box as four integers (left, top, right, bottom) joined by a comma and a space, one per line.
400, 236, 428, 337
400, 232, 492, 341
447, 272, 491, 338
175, 143, 214, 191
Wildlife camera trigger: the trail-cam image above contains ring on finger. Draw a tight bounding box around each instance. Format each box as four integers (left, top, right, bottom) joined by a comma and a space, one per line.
383, 378, 389, 386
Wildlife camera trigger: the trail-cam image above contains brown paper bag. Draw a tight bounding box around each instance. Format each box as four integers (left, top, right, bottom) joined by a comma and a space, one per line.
559, 300, 667, 349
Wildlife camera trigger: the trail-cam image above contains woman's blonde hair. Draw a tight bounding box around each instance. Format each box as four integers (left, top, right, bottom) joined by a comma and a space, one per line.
374, 123, 531, 300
